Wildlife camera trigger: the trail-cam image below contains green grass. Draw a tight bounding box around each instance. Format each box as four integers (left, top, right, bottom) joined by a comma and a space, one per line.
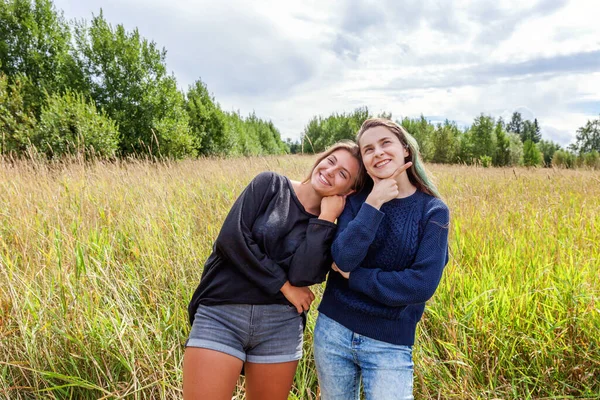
0, 157, 598, 399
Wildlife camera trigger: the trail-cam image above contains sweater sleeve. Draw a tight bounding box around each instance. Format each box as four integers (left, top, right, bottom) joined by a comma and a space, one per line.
215, 172, 288, 295
348, 203, 450, 307
287, 218, 337, 286
331, 201, 385, 272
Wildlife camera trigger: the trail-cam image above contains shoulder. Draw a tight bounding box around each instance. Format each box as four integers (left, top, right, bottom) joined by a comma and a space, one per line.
249, 171, 288, 189
419, 192, 449, 224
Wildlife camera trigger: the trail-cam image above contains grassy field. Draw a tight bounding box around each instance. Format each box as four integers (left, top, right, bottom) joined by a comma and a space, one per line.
0, 156, 599, 399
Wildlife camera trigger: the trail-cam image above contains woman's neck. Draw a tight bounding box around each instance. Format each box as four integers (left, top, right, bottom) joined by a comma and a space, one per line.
293, 181, 323, 215
395, 173, 417, 198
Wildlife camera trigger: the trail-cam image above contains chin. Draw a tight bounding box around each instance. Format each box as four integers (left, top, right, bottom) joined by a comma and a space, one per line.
369, 168, 393, 179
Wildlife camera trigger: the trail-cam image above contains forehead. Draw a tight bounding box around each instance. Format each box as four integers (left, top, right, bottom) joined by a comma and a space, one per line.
359, 126, 397, 146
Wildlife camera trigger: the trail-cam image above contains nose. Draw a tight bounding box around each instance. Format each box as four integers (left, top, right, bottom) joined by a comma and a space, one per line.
325, 167, 335, 177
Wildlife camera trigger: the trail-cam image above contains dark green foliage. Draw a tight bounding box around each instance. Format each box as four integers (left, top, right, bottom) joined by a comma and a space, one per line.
34, 90, 119, 158
506, 112, 523, 136
537, 139, 562, 167
572, 115, 600, 154
0, 73, 36, 154
186, 80, 227, 155
494, 121, 511, 167
431, 120, 460, 164
301, 107, 369, 153
523, 139, 543, 167
470, 114, 496, 162
284, 138, 302, 154
0, 0, 82, 115
400, 116, 435, 161
72, 13, 194, 158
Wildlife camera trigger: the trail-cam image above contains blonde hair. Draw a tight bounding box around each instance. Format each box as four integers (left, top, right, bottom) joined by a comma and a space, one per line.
303, 140, 366, 192
357, 118, 441, 198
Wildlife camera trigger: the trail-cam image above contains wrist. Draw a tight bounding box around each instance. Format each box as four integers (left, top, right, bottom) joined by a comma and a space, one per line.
280, 281, 291, 295
365, 195, 383, 210
318, 213, 337, 222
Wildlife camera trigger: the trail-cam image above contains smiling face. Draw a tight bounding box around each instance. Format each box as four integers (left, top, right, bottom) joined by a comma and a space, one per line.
358, 126, 410, 180
309, 149, 361, 196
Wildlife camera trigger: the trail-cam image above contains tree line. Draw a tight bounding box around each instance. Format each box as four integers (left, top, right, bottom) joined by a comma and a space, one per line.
1, 0, 599, 168
0, 0, 287, 159
295, 107, 600, 169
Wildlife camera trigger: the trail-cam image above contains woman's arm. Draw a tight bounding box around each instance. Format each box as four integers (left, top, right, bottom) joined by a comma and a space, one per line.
286, 218, 337, 286
215, 172, 288, 295
330, 200, 385, 272
346, 204, 450, 307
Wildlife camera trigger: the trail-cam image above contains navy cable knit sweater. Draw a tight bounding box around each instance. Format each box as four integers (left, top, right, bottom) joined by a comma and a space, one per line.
318, 188, 450, 345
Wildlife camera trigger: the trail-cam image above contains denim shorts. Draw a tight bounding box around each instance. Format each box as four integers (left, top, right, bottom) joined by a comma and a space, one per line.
314, 313, 414, 400
186, 303, 304, 363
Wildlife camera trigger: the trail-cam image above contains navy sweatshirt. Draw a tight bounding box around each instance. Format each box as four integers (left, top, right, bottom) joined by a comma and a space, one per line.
188, 172, 337, 325
319, 189, 449, 345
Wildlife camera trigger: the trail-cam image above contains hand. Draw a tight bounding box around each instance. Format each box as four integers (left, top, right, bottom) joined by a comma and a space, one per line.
280, 281, 315, 313
319, 192, 352, 222
332, 262, 350, 279
365, 162, 413, 209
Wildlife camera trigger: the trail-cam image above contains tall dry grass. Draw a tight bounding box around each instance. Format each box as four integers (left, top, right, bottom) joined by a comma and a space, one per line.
0, 157, 598, 399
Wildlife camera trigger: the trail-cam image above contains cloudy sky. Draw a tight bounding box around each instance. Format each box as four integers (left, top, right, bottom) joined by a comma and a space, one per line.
53, 0, 600, 145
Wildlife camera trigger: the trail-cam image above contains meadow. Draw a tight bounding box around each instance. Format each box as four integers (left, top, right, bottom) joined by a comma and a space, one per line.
0, 156, 598, 399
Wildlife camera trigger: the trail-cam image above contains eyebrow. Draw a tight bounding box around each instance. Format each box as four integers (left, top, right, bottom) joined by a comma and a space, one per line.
362, 136, 393, 148
330, 154, 352, 177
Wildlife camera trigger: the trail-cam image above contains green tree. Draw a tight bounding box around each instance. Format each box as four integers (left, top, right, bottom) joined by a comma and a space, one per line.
537, 139, 561, 167
507, 132, 523, 166
552, 150, 575, 169
470, 114, 496, 162
522, 139, 542, 167
572, 115, 600, 154
0, 0, 82, 114
34, 90, 119, 158
494, 120, 511, 167
532, 118, 542, 143
301, 107, 369, 153
401, 115, 435, 161
506, 112, 523, 137
431, 120, 459, 164
73, 13, 194, 158
185, 79, 227, 155
579, 150, 600, 169
0, 73, 36, 154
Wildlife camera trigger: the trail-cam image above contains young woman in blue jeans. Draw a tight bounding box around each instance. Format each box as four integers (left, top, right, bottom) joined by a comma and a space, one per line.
314, 118, 450, 400
183, 142, 365, 400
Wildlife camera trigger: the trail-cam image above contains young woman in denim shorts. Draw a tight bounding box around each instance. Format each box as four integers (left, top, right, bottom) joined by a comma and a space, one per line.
314, 119, 450, 400
183, 141, 365, 400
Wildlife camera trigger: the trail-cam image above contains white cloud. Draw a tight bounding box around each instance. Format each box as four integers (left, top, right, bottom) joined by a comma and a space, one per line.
53, 0, 600, 146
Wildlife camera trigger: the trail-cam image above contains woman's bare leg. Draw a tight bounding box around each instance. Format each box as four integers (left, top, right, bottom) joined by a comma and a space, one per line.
183, 348, 243, 400
244, 361, 299, 400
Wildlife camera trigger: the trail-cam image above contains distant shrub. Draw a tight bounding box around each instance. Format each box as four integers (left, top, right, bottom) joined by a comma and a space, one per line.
34, 91, 119, 158
552, 150, 576, 169
0, 74, 37, 155
480, 155, 492, 168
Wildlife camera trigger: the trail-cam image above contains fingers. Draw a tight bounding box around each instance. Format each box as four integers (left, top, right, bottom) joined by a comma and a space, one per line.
295, 304, 303, 314
391, 161, 413, 179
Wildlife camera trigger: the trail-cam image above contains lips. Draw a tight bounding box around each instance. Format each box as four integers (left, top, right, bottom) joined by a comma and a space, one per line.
374, 159, 391, 168
318, 172, 331, 186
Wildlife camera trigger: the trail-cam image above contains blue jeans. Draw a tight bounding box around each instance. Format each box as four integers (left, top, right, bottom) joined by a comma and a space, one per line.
314, 313, 414, 400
